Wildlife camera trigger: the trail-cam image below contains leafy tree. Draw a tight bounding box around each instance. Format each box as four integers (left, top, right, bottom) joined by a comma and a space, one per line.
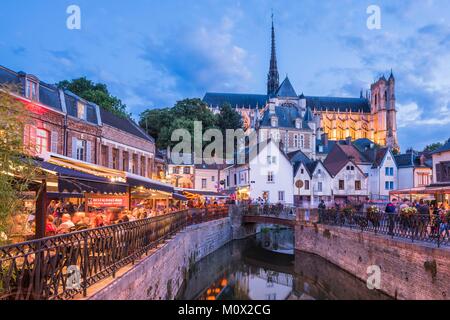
140, 99, 218, 149
423, 142, 444, 152
0, 84, 39, 244
216, 103, 243, 133
57, 77, 129, 118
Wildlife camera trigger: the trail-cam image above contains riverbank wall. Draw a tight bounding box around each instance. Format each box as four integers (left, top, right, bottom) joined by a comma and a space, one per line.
87, 218, 233, 300
295, 219, 450, 300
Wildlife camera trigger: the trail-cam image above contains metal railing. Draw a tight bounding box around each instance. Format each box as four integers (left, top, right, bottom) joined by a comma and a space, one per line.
0, 206, 229, 300
241, 204, 297, 220
317, 209, 449, 248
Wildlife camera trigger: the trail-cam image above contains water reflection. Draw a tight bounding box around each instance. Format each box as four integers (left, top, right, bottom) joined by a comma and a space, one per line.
176, 227, 390, 300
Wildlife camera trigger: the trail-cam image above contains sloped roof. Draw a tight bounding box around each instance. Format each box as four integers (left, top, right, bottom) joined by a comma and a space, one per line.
203, 92, 268, 109
0, 65, 63, 112
276, 77, 297, 97
100, 108, 154, 143
305, 96, 370, 113
260, 105, 311, 130
431, 139, 450, 154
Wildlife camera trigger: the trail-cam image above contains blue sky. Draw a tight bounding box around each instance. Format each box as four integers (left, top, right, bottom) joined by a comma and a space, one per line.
1, 0, 450, 151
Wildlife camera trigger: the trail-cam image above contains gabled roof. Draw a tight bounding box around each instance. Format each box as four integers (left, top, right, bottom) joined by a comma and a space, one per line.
203, 92, 268, 109
323, 143, 369, 176
275, 77, 297, 98
305, 96, 371, 113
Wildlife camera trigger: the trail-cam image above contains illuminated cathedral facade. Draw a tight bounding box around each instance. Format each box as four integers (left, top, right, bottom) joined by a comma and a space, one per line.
203, 17, 399, 158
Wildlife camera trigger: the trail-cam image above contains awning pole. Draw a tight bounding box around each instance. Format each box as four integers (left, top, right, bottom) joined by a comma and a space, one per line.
35, 179, 47, 239
128, 186, 132, 210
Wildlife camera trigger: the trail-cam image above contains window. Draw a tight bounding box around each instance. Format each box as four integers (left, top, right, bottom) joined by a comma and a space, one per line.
385, 181, 395, 190
140, 156, 146, 177
318, 182, 323, 192
278, 191, 285, 202
132, 154, 138, 174
112, 148, 120, 170
267, 171, 274, 183
385, 167, 394, 176
147, 158, 153, 178
300, 135, 304, 148
25, 79, 38, 100
339, 180, 345, 190
211, 176, 215, 182
234, 174, 237, 185
202, 179, 207, 189
305, 180, 310, 190
355, 180, 361, 191
76, 139, 87, 161
226, 175, 230, 187
300, 168, 304, 174
183, 167, 190, 174
101, 145, 109, 167
77, 101, 86, 120
173, 166, 180, 174
123, 151, 129, 172
294, 135, 299, 148
35, 128, 50, 154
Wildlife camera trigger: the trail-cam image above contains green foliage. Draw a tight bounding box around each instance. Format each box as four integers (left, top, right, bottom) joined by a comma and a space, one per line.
423, 142, 444, 152
57, 77, 129, 118
216, 103, 243, 133
0, 85, 39, 243
140, 99, 243, 150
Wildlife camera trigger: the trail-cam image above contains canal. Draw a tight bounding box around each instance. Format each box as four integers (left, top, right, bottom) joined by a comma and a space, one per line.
176, 227, 390, 300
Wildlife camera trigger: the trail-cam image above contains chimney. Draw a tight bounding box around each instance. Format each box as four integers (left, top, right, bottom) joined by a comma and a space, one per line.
321, 133, 329, 147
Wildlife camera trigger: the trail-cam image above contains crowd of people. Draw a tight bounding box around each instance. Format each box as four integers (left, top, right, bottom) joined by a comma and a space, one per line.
45, 199, 188, 236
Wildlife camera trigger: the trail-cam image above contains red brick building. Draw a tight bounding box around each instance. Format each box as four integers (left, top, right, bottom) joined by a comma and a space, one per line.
0, 65, 157, 178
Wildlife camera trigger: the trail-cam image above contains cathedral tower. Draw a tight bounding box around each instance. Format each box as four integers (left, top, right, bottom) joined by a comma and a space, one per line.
370, 72, 399, 151
267, 14, 279, 96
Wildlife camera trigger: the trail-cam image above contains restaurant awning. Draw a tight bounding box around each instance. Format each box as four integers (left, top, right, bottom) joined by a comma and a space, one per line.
173, 192, 188, 201
36, 160, 128, 195
176, 188, 229, 198
126, 173, 174, 194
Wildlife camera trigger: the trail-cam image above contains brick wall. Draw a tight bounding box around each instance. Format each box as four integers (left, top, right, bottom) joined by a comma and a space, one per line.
27, 110, 65, 156
100, 124, 155, 177
295, 221, 450, 300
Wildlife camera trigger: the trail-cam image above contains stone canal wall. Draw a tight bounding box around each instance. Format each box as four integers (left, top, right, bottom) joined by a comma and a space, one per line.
88, 218, 233, 300
295, 222, 450, 300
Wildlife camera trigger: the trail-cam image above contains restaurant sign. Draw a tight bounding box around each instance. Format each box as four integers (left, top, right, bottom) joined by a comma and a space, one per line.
86, 195, 129, 208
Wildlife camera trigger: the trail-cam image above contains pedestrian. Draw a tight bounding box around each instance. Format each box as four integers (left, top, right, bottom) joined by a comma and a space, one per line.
318, 199, 326, 223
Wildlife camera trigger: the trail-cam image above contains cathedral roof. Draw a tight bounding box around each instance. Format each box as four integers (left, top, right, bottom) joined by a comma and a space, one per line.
275, 76, 297, 97
203, 92, 268, 109
305, 96, 371, 113
259, 105, 311, 130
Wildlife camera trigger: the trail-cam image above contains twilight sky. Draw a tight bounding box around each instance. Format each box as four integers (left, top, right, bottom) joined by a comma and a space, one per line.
1, 0, 450, 151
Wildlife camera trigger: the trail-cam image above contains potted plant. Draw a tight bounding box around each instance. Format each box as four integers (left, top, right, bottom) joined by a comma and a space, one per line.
401, 207, 418, 219
366, 205, 381, 227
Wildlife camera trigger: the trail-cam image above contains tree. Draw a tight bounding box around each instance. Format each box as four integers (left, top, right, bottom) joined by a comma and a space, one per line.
0, 84, 39, 244
216, 103, 243, 133
57, 77, 129, 118
140, 99, 218, 149
423, 142, 444, 152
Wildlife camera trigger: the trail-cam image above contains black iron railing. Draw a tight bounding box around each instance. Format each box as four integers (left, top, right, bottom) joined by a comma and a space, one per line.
0, 206, 229, 300
241, 204, 296, 220
318, 209, 449, 248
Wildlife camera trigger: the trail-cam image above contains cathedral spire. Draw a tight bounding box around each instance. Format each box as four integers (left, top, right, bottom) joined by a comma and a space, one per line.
267, 13, 280, 96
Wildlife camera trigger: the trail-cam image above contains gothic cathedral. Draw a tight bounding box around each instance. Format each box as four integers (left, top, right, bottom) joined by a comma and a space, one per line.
203, 17, 399, 158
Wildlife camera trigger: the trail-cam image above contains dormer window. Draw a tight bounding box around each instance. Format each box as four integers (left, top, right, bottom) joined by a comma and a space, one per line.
271, 116, 278, 127
77, 101, 87, 120
295, 118, 302, 129
25, 79, 38, 101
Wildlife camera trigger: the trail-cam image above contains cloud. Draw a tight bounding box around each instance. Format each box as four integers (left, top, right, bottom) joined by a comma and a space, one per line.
139, 15, 252, 102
